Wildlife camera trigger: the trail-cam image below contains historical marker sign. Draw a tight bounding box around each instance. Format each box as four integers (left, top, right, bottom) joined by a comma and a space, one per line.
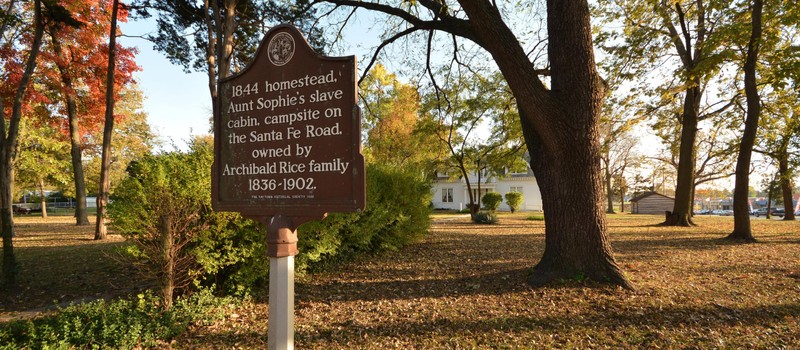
212, 24, 365, 219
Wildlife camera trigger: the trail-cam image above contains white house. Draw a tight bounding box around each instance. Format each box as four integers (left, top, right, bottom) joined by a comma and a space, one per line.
431, 168, 543, 212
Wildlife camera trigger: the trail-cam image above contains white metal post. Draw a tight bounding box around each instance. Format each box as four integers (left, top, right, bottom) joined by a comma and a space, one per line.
268, 256, 294, 350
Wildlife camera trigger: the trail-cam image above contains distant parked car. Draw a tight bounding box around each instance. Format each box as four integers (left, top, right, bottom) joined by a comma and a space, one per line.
721, 210, 734, 216
754, 208, 770, 217
773, 208, 785, 217
12, 205, 30, 215
695, 209, 711, 215
711, 209, 725, 215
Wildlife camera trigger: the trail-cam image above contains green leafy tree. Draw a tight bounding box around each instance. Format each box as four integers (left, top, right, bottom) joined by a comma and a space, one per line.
596, 0, 742, 226
758, 88, 800, 221
421, 71, 526, 215
15, 118, 72, 218
84, 85, 157, 197
359, 63, 446, 174
318, 0, 632, 288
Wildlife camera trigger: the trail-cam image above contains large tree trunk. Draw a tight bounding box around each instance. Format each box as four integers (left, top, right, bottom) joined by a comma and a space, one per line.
523, 116, 630, 287
664, 86, 700, 226
95, 0, 120, 240
51, 34, 90, 226
2, 0, 44, 287
778, 157, 795, 221
728, 0, 762, 241
458, 0, 631, 288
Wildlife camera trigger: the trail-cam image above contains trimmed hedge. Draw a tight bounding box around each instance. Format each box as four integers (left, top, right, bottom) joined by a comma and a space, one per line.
481, 192, 503, 211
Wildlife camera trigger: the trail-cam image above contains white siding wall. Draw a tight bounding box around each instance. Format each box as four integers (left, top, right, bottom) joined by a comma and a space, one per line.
431, 176, 543, 211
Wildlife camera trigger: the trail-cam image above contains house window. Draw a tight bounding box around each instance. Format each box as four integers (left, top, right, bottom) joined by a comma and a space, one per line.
442, 188, 453, 203
510, 186, 523, 194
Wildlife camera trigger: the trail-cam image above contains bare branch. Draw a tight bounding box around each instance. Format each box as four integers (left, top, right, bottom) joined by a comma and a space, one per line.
358, 26, 420, 85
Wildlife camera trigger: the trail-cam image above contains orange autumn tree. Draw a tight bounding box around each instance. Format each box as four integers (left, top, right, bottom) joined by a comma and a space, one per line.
1, 0, 48, 287
37, 0, 138, 226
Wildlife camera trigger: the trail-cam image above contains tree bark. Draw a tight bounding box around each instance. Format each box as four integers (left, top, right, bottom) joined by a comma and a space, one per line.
664, 85, 700, 226
604, 160, 615, 213
204, 0, 218, 118
728, 0, 762, 241
38, 178, 48, 218
51, 35, 90, 226
68, 98, 90, 226
778, 156, 795, 221
766, 184, 773, 219
458, 0, 631, 288
160, 215, 174, 310
95, 0, 120, 240
2, 0, 44, 287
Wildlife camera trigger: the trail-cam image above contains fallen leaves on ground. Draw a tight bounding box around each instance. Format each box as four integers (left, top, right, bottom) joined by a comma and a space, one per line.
3, 214, 798, 348
181, 214, 800, 349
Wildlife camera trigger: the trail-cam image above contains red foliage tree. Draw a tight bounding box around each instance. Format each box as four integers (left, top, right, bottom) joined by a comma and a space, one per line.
36, 0, 138, 225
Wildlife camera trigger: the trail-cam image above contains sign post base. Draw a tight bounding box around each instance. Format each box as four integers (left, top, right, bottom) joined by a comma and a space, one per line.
268, 255, 294, 350
265, 215, 299, 350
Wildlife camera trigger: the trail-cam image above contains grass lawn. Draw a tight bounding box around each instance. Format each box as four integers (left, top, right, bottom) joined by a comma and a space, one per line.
0, 216, 142, 320
2, 213, 799, 348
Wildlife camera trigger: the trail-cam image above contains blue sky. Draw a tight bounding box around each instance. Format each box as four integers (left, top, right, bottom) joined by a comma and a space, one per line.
119, 19, 212, 150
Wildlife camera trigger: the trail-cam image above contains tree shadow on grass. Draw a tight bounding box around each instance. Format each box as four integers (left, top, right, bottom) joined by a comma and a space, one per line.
612, 236, 753, 254
297, 302, 800, 346
297, 268, 534, 304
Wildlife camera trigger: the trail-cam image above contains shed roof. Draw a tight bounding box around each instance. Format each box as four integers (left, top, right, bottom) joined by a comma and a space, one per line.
630, 191, 674, 202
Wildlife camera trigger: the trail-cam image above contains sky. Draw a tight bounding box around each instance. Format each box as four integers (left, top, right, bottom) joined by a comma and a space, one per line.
119, 20, 213, 150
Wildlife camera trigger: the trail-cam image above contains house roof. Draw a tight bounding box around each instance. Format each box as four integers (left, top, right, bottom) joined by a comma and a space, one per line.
630, 191, 674, 202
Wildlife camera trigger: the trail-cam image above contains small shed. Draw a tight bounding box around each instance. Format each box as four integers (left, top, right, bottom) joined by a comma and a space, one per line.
630, 192, 675, 214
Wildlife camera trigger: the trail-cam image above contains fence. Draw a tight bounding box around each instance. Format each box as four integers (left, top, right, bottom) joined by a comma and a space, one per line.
14, 201, 98, 216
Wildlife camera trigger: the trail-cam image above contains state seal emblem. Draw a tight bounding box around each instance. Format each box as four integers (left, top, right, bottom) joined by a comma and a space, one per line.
268, 32, 295, 66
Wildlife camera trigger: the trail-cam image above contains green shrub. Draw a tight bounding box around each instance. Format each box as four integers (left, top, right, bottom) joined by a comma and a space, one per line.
472, 211, 499, 224
481, 192, 503, 211
504, 191, 524, 213
110, 140, 431, 293
0, 290, 236, 349
297, 163, 431, 272
109, 137, 265, 298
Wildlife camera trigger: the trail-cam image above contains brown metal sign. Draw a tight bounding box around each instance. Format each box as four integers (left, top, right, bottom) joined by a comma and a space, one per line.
212, 24, 365, 219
